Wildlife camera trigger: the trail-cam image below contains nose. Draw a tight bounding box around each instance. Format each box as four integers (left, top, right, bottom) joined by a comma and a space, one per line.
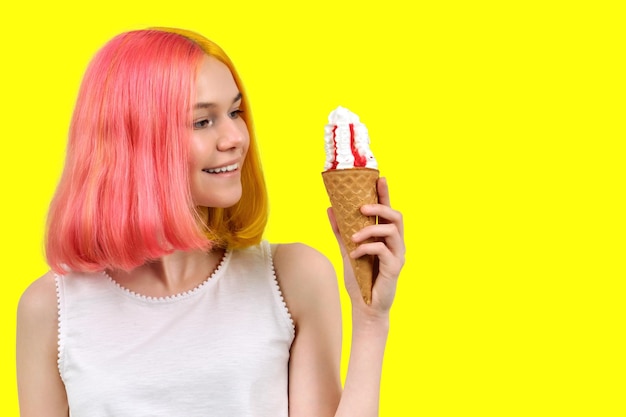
216, 117, 244, 152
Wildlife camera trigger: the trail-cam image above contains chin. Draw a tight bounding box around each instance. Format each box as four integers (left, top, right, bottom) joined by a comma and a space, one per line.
195, 191, 243, 209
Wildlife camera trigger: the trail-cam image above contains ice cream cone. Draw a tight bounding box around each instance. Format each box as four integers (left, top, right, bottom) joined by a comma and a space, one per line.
322, 168, 379, 304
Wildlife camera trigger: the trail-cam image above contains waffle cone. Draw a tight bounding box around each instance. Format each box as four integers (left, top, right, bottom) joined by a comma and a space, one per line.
322, 168, 379, 304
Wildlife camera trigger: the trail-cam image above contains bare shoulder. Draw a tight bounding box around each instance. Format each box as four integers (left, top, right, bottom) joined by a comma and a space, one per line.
18, 271, 59, 324
273, 242, 335, 275
17, 271, 69, 415
272, 244, 343, 414
272, 243, 340, 323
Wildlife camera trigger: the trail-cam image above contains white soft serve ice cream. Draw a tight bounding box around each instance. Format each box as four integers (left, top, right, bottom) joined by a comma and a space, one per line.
324, 106, 378, 171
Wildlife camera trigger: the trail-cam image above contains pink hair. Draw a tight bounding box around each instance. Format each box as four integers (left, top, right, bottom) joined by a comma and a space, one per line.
46, 29, 268, 273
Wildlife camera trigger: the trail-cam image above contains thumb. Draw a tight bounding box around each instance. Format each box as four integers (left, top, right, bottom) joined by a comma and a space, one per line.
327, 207, 348, 257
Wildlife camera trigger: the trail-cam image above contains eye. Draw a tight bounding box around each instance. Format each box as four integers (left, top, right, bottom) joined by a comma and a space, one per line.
193, 118, 213, 129
229, 109, 243, 119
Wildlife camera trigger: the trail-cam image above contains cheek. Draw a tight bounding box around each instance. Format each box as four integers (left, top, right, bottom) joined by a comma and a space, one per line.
188, 134, 207, 169
240, 122, 251, 156
243, 135, 251, 157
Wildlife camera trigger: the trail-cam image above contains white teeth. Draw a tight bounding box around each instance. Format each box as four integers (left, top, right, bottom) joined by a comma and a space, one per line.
204, 163, 238, 173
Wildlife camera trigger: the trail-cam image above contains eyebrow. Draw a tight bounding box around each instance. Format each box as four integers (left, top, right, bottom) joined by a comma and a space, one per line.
194, 92, 242, 110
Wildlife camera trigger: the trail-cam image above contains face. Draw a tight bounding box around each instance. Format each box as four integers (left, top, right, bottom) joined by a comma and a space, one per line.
189, 55, 250, 208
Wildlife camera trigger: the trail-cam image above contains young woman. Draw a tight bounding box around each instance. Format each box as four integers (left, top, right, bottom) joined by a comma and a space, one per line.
16, 27, 405, 417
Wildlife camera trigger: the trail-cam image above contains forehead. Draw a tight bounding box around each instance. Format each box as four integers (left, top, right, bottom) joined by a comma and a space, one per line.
195, 55, 238, 103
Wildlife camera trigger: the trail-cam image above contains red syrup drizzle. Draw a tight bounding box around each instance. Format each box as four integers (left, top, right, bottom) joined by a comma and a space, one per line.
350, 123, 367, 167
331, 125, 339, 169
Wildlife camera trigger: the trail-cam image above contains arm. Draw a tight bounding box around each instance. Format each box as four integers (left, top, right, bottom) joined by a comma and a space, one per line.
16, 272, 69, 417
274, 243, 343, 417
331, 176, 405, 417
277, 177, 405, 417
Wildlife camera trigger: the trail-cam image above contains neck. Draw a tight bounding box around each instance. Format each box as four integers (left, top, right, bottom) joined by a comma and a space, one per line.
108, 248, 225, 298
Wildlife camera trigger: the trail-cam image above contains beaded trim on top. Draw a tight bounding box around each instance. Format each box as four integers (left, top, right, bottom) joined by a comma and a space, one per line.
267, 243, 295, 334
103, 249, 231, 303
55, 273, 66, 381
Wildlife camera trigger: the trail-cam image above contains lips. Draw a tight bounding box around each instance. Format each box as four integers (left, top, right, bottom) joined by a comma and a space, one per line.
202, 162, 240, 174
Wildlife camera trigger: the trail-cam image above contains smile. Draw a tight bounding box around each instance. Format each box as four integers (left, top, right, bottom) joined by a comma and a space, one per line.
203, 163, 239, 174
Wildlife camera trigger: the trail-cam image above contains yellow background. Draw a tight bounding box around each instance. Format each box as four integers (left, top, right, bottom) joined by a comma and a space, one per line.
1, 1, 624, 415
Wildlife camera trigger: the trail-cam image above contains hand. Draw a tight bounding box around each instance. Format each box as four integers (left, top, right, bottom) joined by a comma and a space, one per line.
328, 177, 405, 314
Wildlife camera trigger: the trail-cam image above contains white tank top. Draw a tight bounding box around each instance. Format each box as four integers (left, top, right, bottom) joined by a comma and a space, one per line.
56, 241, 295, 417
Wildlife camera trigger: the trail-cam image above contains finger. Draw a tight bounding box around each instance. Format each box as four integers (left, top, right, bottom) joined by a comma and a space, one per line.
360, 204, 404, 238
360, 204, 402, 225
350, 241, 404, 277
352, 223, 397, 241
377, 177, 391, 208
351, 241, 405, 272
352, 223, 404, 254
374, 177, 391, 226
327, 207, 338, 233
327, 207, 348, 256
